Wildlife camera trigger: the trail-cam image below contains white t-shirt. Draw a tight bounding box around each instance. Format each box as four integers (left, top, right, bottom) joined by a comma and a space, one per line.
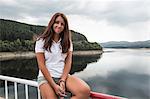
35, 38, 73, 78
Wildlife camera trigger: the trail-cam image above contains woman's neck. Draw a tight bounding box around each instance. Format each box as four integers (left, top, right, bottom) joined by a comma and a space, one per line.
53, 34, 60, 43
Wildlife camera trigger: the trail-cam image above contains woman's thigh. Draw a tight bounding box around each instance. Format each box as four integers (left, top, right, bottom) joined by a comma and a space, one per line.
39, 83, 57, 99
66, 75, 90, 96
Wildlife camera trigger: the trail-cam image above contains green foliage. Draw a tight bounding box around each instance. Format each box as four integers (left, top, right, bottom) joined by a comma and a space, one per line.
73, 40, 102, 51
70, 30, 103, 50
0, 19, 103, 52
70, 30, 88, 42
0, 19, 45, 41
0, 39, 34, 52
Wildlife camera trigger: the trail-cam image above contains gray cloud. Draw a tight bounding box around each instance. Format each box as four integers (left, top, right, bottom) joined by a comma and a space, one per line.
103, 1, 150, 26
64, 0, 150, 26
0, 0, 149, 42
0, 0, 149, 26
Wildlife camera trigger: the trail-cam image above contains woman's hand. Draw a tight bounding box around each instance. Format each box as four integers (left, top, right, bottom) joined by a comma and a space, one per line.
53, 84, 66, 97
59, 80, 66, 92
59, 79, 66, 98
59, 82, 66, 99
59, 81, 66, 95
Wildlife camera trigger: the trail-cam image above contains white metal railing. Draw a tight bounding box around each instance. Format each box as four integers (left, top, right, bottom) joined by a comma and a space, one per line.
0, 75, 41, 99
0, 75, 127, 99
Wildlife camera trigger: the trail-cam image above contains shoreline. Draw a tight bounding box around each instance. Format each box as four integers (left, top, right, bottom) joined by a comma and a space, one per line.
0, 50, 103, 61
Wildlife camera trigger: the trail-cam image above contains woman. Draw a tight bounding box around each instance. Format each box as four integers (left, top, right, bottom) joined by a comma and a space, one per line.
35, 12, 90, 99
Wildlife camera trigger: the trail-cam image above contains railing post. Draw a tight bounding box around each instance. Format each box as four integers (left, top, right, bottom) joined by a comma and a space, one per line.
5, 80, 8, 99
38, 86, 41, 99
14, 82, 18, 99
25, 84, 28, 99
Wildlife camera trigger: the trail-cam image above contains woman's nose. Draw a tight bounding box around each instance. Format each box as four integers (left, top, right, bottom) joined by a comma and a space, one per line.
58, 23, 61, 27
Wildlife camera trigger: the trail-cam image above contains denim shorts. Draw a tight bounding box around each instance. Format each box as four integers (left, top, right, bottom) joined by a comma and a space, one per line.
37, 76, 72, 98
37, 76, 60, 87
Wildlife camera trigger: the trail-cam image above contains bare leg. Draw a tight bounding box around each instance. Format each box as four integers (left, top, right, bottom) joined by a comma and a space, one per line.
66, 75, 91, 99
39, 83, 57, 99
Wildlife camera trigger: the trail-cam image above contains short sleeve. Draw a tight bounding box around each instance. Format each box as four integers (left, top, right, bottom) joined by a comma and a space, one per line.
35, 38, 45, 53
68, 31, 73, 51
69, 41, 73, 51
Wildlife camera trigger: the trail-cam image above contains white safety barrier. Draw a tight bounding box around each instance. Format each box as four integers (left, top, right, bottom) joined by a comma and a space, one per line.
0, 75, 41, 99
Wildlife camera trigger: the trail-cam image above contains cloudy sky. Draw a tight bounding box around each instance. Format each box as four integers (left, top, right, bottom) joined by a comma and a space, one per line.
0, 0, 150, 43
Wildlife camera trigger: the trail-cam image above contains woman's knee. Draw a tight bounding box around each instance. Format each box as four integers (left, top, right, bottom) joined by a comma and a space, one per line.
41, 91, 57, 99
66, 75, 91, 97
79, 85, 91, 96
39, 83, 57, 99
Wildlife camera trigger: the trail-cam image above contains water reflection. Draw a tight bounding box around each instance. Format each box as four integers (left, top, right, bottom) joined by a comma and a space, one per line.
0, 54, 102, 79
0, 58, 38, 80
70, 54, 102, 74
0, 49, 150, 99
0, 53, 102, 99
73, 49, 150, 99
87, 70, 150, 99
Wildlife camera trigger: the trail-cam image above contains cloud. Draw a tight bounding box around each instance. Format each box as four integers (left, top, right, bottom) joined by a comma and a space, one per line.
1, 0, 149, 25
0, 0, 149, 42
105, 1, 150, 26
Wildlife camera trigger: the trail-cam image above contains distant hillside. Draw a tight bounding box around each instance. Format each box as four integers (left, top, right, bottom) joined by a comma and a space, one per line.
100, 40, 150, 48
0, 19, 88, 42
0, 19, 45, 41
0, 19, 102, 52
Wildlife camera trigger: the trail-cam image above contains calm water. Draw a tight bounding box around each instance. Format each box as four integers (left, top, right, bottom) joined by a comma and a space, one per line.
0, 48, 150, 99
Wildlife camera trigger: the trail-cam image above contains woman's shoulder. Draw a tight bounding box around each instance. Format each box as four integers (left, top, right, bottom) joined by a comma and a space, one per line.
35, 37, 45, 45
36, 37, 45, 42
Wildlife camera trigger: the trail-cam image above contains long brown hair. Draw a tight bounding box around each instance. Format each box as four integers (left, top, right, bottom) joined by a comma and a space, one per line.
38, 13, 70, 53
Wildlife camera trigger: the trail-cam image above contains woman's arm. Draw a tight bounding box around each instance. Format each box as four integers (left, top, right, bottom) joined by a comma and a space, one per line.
60, 31, 73, 81
36, 53, 56, 87
60, 51, 73, 81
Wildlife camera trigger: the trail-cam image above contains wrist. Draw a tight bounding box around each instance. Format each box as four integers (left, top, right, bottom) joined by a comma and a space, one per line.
60, 76, 67, 82
59, 79, 65, 84
51, 82, 57, 88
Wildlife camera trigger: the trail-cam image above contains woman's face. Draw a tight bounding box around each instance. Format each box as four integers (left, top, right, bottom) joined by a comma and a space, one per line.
53, 16, 65, 34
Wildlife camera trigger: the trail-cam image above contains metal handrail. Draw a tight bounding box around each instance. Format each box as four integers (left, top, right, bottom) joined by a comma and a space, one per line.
0, 75, 127, 99
0, 75, 41, 99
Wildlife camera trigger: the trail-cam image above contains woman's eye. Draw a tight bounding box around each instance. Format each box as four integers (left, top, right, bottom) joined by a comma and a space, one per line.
61, 23, 64, 26
55, 21, 64, 26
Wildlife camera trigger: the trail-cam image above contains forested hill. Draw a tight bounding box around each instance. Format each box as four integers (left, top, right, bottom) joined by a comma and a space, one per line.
0, 19, 102, 52
100, 40, 150, 48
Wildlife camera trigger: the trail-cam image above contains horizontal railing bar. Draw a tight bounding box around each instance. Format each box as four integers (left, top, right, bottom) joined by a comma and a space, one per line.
0, 75, 38, 87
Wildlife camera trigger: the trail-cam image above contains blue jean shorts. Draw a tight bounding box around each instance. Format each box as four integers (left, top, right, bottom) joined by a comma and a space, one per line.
37, 76, 72, 98
37, 76, 60, 87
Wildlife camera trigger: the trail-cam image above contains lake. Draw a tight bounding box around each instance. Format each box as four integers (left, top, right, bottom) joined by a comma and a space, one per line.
0, 48, 150, 99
